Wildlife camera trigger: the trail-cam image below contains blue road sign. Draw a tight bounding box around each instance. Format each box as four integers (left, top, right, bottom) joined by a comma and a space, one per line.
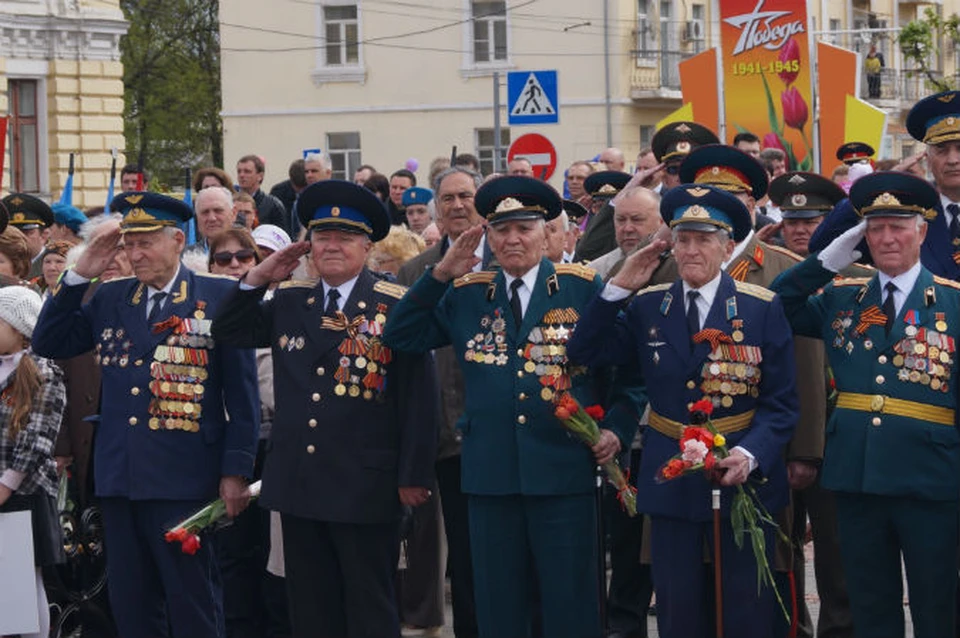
507, 70, 559, 125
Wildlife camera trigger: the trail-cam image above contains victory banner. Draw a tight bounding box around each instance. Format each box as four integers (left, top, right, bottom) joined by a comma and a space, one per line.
719, 0, 815, 171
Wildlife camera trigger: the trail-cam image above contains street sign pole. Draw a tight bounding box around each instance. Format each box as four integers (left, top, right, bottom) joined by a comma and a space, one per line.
494, 71, 503, 173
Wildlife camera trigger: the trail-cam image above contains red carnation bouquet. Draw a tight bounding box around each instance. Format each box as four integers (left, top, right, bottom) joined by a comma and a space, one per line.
164, 480, 261, 555
657, 399, 790, 620
554, 392, 637, 516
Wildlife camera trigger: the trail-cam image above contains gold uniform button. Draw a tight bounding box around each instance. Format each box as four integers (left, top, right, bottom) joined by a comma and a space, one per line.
517, 371, 524, 378
517, 415, 527, 425
312, 393, 321, 402
686, 381, 696, 390
128, 417, 137, 426
878, 355, 888, 365
131, 387, 140, 396
872, 417, 882, 426
875, 375, 885, 385
308, 419, 318, 428
306, 444, 316, 454
519, 393, 527, 401
316, 367, 325, 376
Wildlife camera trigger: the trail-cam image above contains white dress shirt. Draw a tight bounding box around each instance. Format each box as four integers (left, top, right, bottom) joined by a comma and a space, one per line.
502, 263, 540, 319
321, 274, 360, 311
682, 273, 722, 331
877, 260, 922, 318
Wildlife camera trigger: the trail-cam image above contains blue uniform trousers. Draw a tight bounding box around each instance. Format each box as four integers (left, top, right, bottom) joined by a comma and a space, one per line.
650, 515, 776, 638
835, 493, 958, 638
467, 493, 600, 638
100, 497, 224, 638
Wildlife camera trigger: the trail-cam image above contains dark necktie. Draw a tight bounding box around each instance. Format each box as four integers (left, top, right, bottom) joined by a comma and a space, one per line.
882, 282, 897, 336
686, 290, 700, 349
509, 279, 523, 328
949, 204, 960, 244
324, 288, 341, 316
147, 291, 167, 326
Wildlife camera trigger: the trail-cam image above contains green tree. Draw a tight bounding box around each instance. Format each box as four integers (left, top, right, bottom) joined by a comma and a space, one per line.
898, 7, 960, 92
120, 0, 222, 190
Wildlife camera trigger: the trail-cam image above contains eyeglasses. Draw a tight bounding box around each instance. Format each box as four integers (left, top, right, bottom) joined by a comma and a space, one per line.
212, 249, 256, 267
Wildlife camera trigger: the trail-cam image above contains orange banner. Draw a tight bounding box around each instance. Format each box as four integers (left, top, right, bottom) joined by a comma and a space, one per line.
719, 0, 814, 171
816, 42, 858, 176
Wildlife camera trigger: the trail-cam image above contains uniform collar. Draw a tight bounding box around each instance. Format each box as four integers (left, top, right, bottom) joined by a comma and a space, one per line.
877, 260, 922, 298
502, 262, 541, 294
147, 264, 181, 300
682, 271, 723, 309
322, 272, 361, 305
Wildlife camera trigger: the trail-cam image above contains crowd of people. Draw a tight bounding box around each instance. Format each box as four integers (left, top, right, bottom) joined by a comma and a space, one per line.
3, 88, 960, 638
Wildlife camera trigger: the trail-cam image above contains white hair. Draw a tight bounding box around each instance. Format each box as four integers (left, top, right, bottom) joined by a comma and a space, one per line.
195, 186, 234, 211
180, 246, 209, 273
425, 198, 437, 221
304, 152, 331, 170
79, 212, 123, 242
671, 227, 730, 244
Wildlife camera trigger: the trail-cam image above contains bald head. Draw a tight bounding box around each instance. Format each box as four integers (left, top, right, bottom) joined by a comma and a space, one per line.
614, 187, 662, 253
599, 147, 626, 172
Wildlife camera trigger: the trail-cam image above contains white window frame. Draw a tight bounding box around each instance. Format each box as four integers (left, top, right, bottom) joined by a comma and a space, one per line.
475, 127, 510, 176
325, 131, 362, 181
313, 1, 366, 85
461, 0, 514, 78
636, 0, 657, 67
6, 59, 49, 198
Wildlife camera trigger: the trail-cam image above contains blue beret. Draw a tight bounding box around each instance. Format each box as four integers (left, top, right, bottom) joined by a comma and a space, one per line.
402, 186, 433, 208
52, 203, 87, 234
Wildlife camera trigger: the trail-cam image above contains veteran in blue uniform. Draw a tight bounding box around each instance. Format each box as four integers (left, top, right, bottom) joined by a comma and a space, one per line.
32, 193, 260, 638
211, 180, 439, 638
771, 172, 960, 638
567, 185, 799, 638
384, 176, 634, 638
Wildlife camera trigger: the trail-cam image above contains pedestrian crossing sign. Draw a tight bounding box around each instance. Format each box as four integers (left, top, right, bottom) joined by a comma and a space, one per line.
507, 70, 559, 125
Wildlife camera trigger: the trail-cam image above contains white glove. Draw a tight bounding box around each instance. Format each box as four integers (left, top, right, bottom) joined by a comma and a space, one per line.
818, 221, 866, 273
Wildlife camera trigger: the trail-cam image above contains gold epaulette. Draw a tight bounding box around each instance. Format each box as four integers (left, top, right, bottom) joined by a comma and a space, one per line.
762, 243, 802, 262
735, 280, 775, 301
194, 271, 236, 280
635, 283, 672, 297
278, 279, 316, 290
374, 280, 408, 299
934, 275, 960, 291
832, 277, 871, 287
554, 262, 597, 281
453, 271, 496, 288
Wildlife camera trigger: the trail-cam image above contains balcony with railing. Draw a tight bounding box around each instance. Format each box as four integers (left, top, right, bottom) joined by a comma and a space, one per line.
630, 49, 695, 103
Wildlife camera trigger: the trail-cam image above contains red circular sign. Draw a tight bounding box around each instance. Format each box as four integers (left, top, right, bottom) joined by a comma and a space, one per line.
507, 133, 557, 181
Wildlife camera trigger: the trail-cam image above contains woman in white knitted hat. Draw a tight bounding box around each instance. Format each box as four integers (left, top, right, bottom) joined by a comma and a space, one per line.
0, 286, 66, 638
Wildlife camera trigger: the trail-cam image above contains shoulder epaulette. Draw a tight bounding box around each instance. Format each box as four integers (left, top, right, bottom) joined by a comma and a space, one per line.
554, 262, 597, 281
453, 271, 496, 288
934, 275, 960, 291
762, 243, 802, 263
635, 283, 673, 297
735, 280, 776, 301
194, 271, 236, 280
832, 277, 871, 287
278, 279, 316, 290
373, 280, 407, 299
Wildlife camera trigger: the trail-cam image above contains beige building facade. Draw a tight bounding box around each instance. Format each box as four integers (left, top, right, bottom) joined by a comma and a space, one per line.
220, 0, 960, 189
0, 1, 127, 207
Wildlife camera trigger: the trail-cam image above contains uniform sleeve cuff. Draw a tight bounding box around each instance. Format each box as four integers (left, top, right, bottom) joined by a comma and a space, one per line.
601, 283, 631, 301
63, 269, 91, 286
732, 445, 757, 473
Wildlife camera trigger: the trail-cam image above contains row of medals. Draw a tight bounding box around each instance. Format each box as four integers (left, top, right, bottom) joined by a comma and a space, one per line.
699, 361, 761, 408
525, 325, 574, 402
147, 324, 212, 431
465, 315, 510, 366
891, 325, 954, 392
335, 355, 381, 400
95, 328, 132, 367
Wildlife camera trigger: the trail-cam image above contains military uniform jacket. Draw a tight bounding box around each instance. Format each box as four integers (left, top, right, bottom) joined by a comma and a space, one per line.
211, 268, 439, 525
772, 257, 960, 501
32, 268, 260, 501
384, 258, 634, 497
652, 235, 826, 461
567, 273, 799, 522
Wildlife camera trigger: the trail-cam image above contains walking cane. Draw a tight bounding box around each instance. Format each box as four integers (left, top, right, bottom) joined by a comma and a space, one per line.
596, 464, 607, 636
713, 487, 723, 638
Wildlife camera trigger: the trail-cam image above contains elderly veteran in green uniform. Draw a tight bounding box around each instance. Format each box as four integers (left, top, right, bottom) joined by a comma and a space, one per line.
212, 180, 439, 638
384, 176, 632, 638
4, 193, 53, 279
771, 171, 960, 638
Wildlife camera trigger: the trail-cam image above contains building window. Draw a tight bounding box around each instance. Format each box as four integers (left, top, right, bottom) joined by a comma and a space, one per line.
9, 80, 39, 193
475, 127, 510, 176
326, 132, 361, 180
689, 4, 705, 53
636, 0, 656, 63
324, 4, 359, 66
472, 1, 507, 64
639, 125, 655, 149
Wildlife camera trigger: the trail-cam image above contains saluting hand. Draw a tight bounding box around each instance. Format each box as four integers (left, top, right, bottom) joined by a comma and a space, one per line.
611, 162, 665, 206
244, 241, 311, 288
756, 222, 782, 244
609, 238, 668, 292
74, 219, 123, 280
432, 225, 484, 283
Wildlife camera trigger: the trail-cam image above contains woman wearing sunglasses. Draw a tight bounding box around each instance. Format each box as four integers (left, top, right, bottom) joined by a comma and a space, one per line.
208, 227, 261, 278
